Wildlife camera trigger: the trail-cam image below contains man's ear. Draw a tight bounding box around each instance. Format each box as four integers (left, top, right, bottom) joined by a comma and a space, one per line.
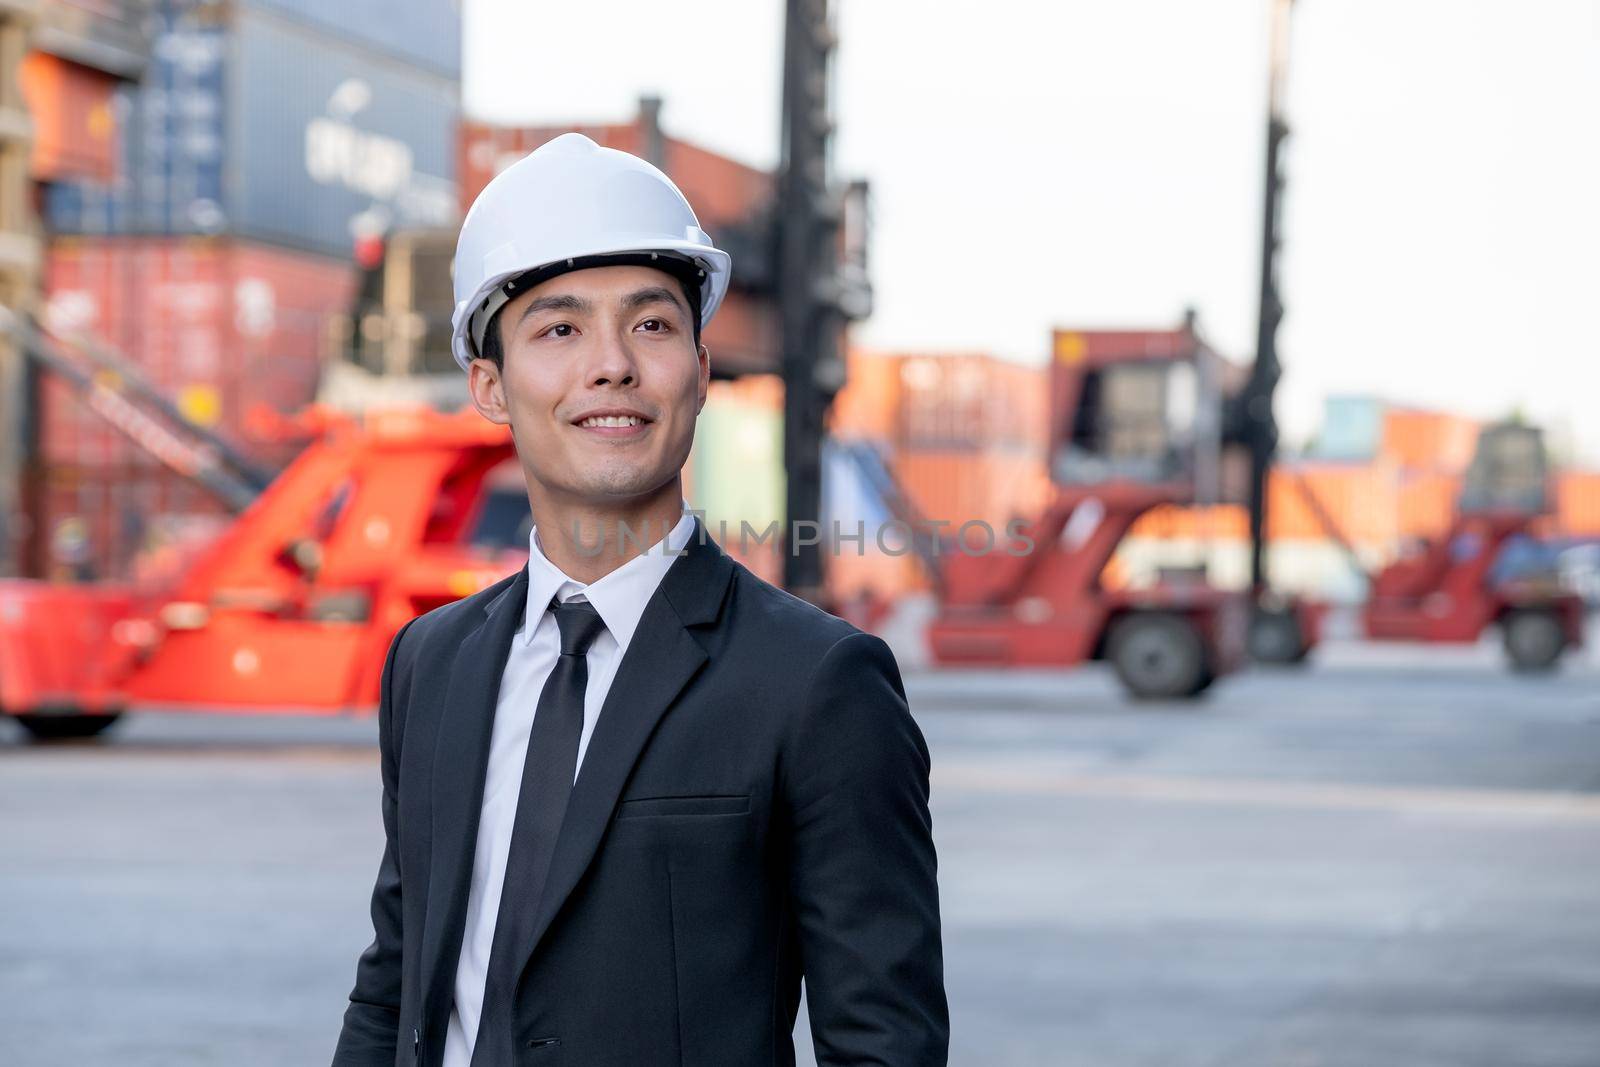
468, 358, 511, 425
695, 343, 711, 413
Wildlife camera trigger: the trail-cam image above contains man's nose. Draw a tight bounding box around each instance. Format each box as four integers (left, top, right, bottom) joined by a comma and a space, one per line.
585, 328, 638, 387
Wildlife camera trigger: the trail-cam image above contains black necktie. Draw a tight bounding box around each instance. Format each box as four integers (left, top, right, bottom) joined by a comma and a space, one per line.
472, 596, 606, 1064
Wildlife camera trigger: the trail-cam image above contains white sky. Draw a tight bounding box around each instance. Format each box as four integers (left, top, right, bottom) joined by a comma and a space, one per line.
465, 0, 1600, 462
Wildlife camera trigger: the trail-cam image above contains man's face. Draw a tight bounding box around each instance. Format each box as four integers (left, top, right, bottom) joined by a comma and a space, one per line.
467, 264, 709, 509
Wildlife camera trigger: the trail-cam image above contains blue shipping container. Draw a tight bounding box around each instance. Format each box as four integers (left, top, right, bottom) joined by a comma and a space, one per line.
1310, 395, 1384, 462
44, 0, 459, 261
242, 0, 461, 79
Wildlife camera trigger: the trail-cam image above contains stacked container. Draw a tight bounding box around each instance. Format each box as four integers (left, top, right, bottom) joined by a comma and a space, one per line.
832, 349, 1052, 526
18, 52, 122, 184
826, 348, 1054, 603
41, 237, 358, 466
30, 0, 461, 578
1556, 473, 1600, 536
44, 0, 460, 250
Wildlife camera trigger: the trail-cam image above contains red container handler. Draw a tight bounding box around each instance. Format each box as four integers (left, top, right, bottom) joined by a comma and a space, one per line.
0, 580, 141, 718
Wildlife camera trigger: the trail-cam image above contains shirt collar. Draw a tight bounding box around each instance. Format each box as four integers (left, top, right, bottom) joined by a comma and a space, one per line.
521, 506, 696, 653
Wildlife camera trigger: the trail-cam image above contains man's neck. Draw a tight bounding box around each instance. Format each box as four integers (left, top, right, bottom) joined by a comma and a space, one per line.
531, 488, 687, 585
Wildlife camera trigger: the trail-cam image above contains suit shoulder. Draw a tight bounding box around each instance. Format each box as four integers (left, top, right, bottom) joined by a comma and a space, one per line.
395, 567, 522, 661
725, 559, 866, 661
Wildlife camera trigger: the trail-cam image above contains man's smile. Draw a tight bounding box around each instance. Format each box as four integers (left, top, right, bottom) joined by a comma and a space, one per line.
570, 407, 654, 439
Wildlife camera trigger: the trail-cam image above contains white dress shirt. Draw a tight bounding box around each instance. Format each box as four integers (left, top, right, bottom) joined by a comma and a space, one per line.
442, 506, 696, 1067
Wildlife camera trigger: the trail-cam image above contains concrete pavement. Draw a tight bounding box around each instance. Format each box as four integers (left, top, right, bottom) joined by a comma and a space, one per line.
3, 638, 1598, 1065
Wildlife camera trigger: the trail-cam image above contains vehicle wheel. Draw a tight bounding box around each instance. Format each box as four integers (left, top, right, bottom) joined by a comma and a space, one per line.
1108, 613, 1208, 700
11, 711, 123, 741
1248, 606, 1306, 665
1503, 610, 1565, 672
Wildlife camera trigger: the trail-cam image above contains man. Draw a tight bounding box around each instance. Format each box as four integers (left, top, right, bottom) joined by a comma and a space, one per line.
332, 133, 947, 1067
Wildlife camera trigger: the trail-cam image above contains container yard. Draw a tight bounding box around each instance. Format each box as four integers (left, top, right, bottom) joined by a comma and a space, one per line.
41, 0, 460, 254
1, 2, 1597, 1066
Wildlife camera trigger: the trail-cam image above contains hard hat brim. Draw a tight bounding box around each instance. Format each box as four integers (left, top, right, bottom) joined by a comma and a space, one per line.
451, 238, 731, 371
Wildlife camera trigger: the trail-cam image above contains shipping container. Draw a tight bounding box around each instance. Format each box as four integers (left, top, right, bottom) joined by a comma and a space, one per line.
1131, 502, 1251, 543
1379, 406, 1480, 472
834, 350, 1048, 454
1128, 462, 1409, 550
40, 235, 357, 468
889, 448, 1053, 533
1309, 395, 1383, 461
830, 347, 903, 441
43, 2, 459, 260
32, 0, 152, 81
1270, 461, 1403, 545
240, 0, 460, 79
1396, 469, 1462, 540
20, 52, 122, 183
34, 463, 232, 582
459, 117, 771, 234
1556, 471, 1600, 537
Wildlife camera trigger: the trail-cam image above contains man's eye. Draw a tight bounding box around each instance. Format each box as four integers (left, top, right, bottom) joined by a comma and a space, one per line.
542, 323, 575, 338
636, 318, 667, 333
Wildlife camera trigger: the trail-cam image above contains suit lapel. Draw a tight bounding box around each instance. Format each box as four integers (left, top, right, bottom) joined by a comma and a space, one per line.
510, 517, 735, 983
419, 565, 528, 1032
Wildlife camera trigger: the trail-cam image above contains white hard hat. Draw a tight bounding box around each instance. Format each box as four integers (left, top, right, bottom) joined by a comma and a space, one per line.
450, 132, 733, 372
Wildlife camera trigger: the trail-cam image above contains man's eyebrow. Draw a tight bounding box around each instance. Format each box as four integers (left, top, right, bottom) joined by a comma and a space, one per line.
621, 286, 687, 314
517, 293, 591, 325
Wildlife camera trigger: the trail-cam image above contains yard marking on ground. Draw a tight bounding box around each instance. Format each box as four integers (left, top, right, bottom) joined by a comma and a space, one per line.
934, 764, 1600, 821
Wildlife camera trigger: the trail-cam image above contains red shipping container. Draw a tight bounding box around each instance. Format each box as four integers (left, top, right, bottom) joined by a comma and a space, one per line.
40, 236, 357, 470
19, 52, 120, 183
459, 119, 770, 231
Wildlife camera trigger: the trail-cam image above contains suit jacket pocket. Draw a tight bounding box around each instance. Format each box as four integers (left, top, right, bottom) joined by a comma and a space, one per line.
615, 794, 750, 819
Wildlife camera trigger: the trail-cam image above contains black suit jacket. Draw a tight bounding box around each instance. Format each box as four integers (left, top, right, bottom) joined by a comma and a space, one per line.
332, 518, 948, 1066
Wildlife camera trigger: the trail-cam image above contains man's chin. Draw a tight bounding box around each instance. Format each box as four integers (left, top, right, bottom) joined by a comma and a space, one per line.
543, 472, 675, 507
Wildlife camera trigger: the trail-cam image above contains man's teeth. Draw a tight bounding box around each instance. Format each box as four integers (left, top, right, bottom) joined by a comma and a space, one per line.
580, 415, 644, 428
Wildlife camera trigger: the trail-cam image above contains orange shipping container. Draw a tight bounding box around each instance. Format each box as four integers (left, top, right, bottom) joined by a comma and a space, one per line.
1556, 471, 1600, 536
834, 349, 1049, 455
1131, 503, 1250, 543
897, 353, 1048, 452
19, 52, 120, 183
890, 448, 1052, 532
1268, 463, 1401, 545
1130, 462, 1405, 551
1394, 469, 1461, 540
1380, 407, 1480, 472
831, 348, 903, 442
